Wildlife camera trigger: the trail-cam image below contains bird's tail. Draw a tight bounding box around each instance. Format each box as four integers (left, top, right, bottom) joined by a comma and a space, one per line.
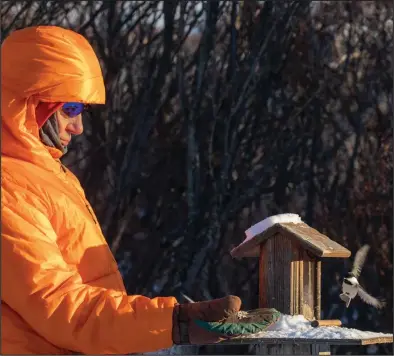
339, 293, 352, 308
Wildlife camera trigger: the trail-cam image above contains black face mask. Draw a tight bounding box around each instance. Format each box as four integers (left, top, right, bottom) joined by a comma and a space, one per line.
39, 112, 68, 154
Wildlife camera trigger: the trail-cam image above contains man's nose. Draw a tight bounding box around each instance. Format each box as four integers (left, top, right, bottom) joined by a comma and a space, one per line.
66, 115, 84, 135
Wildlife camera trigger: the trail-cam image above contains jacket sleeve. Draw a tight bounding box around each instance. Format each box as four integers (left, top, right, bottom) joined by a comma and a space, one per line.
1, 178, 177, 355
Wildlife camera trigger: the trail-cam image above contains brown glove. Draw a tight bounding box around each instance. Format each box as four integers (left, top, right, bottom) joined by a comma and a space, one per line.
172, 295, 242, 345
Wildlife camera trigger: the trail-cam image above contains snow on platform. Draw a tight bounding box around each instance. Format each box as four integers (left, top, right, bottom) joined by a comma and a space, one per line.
232, 314, 393, 345
145, 315, 392, 355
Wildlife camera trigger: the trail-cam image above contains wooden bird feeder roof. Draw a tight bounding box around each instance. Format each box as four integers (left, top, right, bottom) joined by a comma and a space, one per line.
231, 222, 351, 259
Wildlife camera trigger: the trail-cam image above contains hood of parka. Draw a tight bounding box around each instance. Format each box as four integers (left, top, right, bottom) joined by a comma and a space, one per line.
1, 25, 105, 169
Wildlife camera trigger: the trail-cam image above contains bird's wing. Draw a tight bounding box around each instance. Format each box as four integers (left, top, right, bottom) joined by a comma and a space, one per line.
357, 286, 386, 309
351, 245, 370, 278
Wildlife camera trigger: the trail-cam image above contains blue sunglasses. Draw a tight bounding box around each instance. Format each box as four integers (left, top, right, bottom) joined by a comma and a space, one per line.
62, 102, 88, 118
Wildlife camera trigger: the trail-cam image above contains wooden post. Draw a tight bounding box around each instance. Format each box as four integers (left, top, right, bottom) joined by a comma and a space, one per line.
258, 243, 265, 308
258, 234, 295, 314
299, 258, 304, 316
302, 251, 315, 320
291, 251, 300, 315
314, 260, 321, 320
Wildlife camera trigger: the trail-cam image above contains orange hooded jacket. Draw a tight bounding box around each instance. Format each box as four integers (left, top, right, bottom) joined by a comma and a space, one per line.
1, 26, 177, 355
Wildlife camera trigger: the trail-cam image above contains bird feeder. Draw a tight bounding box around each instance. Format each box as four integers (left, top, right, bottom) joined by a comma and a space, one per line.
231, 216, 351, 320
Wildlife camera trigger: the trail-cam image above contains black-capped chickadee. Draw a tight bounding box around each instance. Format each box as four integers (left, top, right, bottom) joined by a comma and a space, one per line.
340, 244, 386, 309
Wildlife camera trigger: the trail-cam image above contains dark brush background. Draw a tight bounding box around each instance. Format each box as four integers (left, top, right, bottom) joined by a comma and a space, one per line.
2, 1, 392, 354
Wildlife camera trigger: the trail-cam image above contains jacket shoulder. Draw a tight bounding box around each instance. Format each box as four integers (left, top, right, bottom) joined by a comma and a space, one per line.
2, 158, 54, 215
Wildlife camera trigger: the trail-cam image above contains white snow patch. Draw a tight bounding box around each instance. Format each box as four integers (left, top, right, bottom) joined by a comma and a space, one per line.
237, 314, 393, 340
266, 314, 311, 331
243, 214, 302, 245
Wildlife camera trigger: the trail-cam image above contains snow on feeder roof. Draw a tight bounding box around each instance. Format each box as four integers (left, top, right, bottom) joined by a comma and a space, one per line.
230, 213, 351, 259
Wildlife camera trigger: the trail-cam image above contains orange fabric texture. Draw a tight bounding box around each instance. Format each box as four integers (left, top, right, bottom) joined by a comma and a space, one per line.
1, 26, 177, 355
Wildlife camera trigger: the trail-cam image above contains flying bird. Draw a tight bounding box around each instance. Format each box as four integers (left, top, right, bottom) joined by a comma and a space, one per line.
339, 244, 386, 309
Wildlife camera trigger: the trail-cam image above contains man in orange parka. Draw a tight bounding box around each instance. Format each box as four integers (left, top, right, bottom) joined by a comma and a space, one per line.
1, 26, 252, 355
